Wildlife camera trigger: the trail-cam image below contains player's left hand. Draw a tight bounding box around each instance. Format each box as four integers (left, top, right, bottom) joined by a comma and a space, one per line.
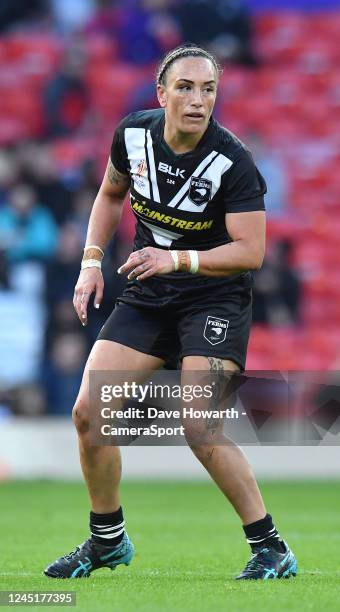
117, 247, 174, 281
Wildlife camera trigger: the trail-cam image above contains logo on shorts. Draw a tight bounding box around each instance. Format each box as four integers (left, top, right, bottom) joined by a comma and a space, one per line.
188, 177, 212, 205
203, 316, 229, 345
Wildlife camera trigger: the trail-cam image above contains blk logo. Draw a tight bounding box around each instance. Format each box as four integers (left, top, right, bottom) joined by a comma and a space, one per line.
158, 162, 185, 179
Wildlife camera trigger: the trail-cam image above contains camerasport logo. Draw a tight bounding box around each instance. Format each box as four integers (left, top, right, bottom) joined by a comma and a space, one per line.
204, 316, 229, 345
188, 177, 212, 205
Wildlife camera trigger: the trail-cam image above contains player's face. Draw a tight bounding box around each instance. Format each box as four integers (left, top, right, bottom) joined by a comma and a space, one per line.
157, 57, 218, 135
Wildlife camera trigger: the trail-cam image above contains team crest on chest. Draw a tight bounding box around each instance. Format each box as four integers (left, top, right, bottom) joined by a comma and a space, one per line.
188, 177, 212, 206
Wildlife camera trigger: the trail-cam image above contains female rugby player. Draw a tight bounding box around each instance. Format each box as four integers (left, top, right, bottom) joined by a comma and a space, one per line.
45, 45, 297, 581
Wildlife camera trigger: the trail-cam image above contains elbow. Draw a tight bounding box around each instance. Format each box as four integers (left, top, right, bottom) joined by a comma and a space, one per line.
253, 255, 265, 271
233, 238, 265, 272
247, 248, 265, 271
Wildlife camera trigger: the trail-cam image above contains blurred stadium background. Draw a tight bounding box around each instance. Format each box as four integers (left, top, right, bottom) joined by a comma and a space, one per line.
0, 0, 340, 479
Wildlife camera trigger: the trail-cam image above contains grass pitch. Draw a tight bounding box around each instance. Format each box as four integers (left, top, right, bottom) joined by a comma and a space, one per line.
1, 479, 339, 611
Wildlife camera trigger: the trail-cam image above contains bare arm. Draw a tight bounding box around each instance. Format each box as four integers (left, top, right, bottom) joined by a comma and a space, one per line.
84, 158, 130, 249
195, 210, 266, 277
73, 159, 130, 325
117, 210, 266, 282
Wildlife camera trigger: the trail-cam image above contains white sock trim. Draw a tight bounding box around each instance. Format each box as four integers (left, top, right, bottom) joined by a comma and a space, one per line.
91, 521, 125, 531
91, 527, 125, 539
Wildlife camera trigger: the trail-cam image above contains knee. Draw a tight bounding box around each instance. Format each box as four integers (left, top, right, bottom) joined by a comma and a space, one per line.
187, 439, 215, 464
184, 424, 210, 458
72, 398, 90, 435
183, 422, 222, 463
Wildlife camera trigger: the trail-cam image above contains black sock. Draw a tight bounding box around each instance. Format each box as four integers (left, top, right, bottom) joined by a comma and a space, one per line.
90, 507, 125, 548
243, 514, 284, 553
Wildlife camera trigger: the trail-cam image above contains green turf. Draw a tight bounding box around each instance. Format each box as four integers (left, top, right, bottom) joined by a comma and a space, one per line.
1, 479, 339, 611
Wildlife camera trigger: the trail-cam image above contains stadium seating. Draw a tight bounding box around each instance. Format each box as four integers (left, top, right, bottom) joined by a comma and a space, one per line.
0, 11, 338, 371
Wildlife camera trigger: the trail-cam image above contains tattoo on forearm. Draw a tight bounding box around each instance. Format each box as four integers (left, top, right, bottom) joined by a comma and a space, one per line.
206, 357, 225, 433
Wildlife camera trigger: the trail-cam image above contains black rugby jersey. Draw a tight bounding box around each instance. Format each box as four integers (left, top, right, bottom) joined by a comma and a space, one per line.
110, 108, 266, 289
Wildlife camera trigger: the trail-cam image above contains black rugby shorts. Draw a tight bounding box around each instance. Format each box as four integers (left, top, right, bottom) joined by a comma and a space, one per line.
97, 274, 253, 370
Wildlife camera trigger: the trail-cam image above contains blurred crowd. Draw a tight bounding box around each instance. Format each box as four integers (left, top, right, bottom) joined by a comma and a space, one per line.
0, 143, 131, 417
1, 0, 339, 417
0, 0, 256, 65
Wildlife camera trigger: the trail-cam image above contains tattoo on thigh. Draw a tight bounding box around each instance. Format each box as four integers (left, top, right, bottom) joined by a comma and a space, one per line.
206, 357, 225, 432
207, 357, 224, 372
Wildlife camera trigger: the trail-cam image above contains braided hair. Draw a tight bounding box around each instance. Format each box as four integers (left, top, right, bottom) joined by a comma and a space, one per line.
156, 44, 221, 86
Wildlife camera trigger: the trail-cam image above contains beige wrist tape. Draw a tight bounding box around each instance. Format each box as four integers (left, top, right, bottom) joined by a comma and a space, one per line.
83, 245, 104, 261
173, 250, 199, 273
188, 250, 199, 274
169, 250, 179, 271
177, 250, 190, 272
81, 259, 102, 270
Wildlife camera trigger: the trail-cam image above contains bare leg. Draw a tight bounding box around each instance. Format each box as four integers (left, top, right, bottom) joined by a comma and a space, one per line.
72, 340, 164, 513
181, 356, 266, 525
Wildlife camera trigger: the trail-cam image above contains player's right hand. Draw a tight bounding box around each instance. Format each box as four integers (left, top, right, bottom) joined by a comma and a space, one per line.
73, 268, 104, 326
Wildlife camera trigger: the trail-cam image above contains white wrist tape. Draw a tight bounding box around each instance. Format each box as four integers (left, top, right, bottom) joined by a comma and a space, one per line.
188, 250, 199, 274
84, 244, 104, 257
81, 259, 102, 270
169, 250, 179, 271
